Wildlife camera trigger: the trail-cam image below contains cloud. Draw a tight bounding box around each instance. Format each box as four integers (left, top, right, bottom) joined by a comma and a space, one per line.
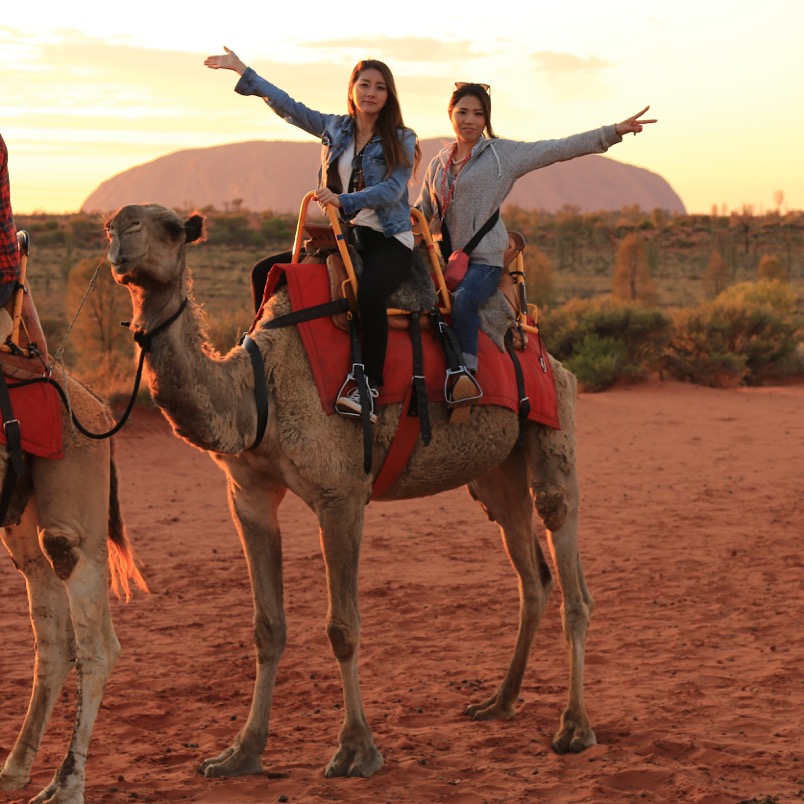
302, 36, 472, 63
530, 51, 615, 73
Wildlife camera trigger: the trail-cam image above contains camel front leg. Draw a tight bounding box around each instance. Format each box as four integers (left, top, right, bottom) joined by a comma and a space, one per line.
0, 505, 75, 794
318, 501, 382, 778
199, 474, 287, 779
465, 446, 553, 722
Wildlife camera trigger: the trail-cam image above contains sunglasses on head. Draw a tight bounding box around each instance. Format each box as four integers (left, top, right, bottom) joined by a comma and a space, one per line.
455, 82, 490, 94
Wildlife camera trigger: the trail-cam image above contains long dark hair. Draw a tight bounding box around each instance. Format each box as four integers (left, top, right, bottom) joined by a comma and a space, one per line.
347, 59, 421, 179
448, 83, 497, 139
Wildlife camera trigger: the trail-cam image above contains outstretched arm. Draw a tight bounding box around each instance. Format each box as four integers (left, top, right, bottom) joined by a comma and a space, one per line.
615, 106, 657, 137
204, 46, 247, 76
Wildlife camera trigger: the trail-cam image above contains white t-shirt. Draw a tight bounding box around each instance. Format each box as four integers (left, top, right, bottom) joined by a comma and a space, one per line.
337, 142, 414, 249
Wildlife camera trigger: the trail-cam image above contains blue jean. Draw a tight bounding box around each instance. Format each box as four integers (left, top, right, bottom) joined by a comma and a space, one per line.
451, 262, 502, 372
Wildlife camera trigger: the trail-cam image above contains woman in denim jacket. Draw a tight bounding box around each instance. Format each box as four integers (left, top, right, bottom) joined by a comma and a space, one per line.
205, 47, 421, 420
415, 83, 655, 409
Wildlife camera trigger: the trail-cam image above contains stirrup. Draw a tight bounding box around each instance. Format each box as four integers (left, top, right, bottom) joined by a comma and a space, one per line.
445, 367, 482, 406
335, 368, 377, 423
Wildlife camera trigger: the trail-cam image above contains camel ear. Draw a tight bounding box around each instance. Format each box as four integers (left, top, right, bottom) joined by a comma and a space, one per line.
184, 214, 205, 244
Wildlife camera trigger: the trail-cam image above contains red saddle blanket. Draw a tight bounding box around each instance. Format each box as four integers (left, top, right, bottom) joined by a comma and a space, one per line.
261, 262, 560, 429
0, 380, 64, 460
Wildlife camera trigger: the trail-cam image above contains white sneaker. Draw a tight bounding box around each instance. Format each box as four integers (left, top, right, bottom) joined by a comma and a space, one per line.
336, 385, 379, 423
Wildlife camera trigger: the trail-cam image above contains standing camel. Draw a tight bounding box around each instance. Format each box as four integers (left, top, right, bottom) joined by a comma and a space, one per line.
107, 202, 596, 780
0, 370, 146, 804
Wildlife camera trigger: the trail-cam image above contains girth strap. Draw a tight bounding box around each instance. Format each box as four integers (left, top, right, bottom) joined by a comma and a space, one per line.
430, 307, 464, 372
345, 315, 373, 475
408, 313, 431, 446
241, 335, 268, 450
0, 371, 24, 524
261, 298, 349, 330
505, 328, 531, 442
370, 312, 431, 499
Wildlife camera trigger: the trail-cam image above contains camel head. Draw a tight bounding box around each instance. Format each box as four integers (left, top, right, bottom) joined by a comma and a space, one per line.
107, 203, 204, 288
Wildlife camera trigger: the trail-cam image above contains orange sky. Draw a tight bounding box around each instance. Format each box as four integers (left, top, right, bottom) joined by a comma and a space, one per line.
4, 1, 803, 216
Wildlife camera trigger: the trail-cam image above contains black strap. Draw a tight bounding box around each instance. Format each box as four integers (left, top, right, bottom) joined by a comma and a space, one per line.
430, 307, 465, 372
345, 315, 373, 474
261, 298, 349, 330
242, 336, 268, 450
0, 371, 24, 524
504, 329, 531, 441
0, 372, 24, 476
435, 195, 500, 261
408, 313, 431, 446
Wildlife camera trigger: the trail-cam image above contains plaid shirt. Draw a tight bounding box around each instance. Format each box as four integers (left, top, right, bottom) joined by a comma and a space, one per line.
0, 133, 20, 284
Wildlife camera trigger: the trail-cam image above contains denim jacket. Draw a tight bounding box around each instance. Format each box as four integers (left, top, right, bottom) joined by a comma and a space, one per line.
235, 67, 416, 237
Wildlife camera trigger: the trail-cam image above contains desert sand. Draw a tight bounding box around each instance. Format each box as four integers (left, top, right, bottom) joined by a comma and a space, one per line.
1, 379, 802, 803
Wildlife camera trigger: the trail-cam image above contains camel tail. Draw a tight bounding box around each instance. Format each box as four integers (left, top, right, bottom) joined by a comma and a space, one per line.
107, 448, 149, 601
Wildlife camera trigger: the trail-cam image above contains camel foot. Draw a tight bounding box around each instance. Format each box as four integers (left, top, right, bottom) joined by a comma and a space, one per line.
198, 744, 264, 778
324, 742, 383, 778
464, 693, 517, 721
552, 711, 597, 754
28, 779, 83, 804
0, 766, 29, 792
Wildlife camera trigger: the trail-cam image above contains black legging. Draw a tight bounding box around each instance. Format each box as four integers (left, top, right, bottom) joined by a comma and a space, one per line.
351, 226, 412, 387
250, 230, 411, 387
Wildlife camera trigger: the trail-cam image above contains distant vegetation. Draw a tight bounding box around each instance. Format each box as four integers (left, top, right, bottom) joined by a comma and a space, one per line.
16, 204, 803, 402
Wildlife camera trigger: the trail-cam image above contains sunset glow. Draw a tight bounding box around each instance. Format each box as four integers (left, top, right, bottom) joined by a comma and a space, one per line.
3, 0, 803, 215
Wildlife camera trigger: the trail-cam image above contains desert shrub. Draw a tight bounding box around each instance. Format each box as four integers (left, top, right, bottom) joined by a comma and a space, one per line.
663, 279, 802, 387
540, 296, 671, 389
564, 334, 625, 392
203, 303, 255, 354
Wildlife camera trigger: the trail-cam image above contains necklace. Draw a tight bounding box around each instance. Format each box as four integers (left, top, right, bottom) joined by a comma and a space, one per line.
451, 152, 471, 165
355, 130, 374, 151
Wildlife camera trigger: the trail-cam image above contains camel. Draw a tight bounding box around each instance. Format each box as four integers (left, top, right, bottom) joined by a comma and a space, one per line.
0, 369, 147, 804
107, 202, 596, 781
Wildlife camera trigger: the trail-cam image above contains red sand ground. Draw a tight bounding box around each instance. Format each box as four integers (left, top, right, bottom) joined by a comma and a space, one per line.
1, 380, 802, 803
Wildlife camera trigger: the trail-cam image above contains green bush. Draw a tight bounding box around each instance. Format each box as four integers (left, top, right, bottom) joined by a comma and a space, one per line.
565, 334, 625, 392
540, 296, 671, 389
663, 279, 802, 387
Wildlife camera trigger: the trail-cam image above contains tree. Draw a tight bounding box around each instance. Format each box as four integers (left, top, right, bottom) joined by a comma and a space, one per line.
757, 254, 788, 282
612, 233, 658, 305
704, 248, 730, 298
524, 244, 556, 309
730, 205, 755, 255
65, 257, 132, 393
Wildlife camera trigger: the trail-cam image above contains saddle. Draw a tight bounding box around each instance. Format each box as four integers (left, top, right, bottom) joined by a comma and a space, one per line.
322, 230, 532, 349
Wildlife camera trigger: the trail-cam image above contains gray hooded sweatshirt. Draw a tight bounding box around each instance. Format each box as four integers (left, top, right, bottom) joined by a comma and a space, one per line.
415, 125, 622, 268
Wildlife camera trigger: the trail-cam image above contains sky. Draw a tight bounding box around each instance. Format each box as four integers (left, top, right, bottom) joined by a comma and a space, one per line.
3, 0, 803, 216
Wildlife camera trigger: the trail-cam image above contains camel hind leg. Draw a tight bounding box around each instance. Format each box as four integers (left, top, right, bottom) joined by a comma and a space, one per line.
0, 503, 76, 794
465, 445, 554, 721
24, 444, 121, 804
526, 363, 596, 753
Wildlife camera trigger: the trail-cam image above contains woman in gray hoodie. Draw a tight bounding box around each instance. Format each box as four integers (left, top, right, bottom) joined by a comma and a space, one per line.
415, 83, 655, 403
